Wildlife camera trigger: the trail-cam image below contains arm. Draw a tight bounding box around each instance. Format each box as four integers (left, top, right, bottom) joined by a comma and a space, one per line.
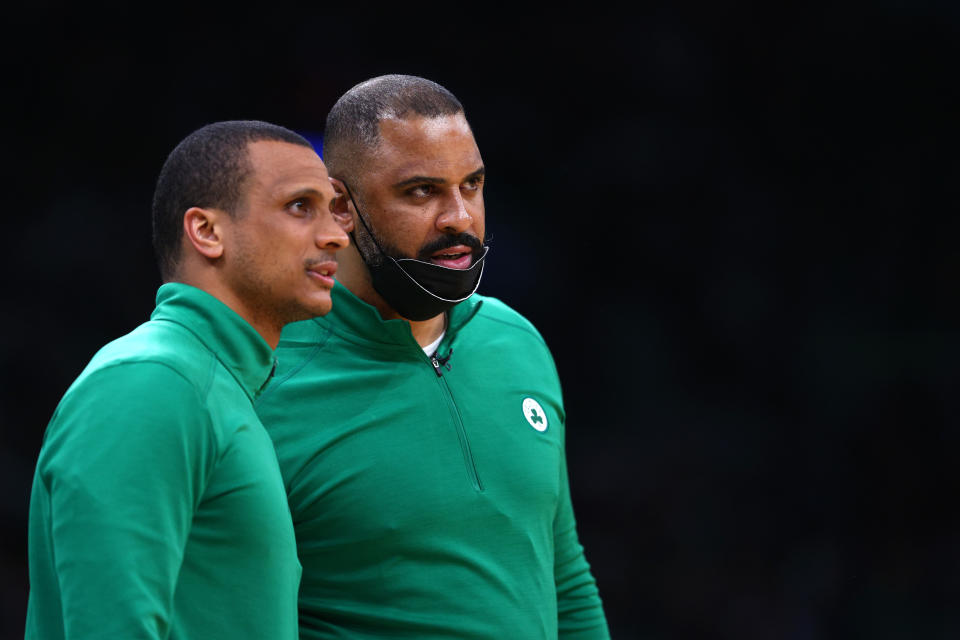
555, 447, 611, 639
36, 363, 216, 639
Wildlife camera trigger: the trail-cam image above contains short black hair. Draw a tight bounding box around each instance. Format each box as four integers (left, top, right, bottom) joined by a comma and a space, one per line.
151, 119, 312, 280
323, 75, 465, 188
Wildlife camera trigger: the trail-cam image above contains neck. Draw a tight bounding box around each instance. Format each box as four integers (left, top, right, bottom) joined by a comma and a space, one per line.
408, 313, 446, 348
228, 306, 282, 350
174, 269, 281, 350
337, 245, 446, 348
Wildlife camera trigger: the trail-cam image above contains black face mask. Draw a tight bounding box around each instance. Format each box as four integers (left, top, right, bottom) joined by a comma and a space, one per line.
343, 184, 489, 321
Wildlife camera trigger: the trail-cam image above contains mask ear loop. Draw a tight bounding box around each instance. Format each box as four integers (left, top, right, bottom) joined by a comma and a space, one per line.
341, 182, 390, 258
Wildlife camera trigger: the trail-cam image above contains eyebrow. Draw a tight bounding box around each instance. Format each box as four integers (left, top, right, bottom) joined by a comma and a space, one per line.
278, 187, 329, 201
391, 166, 486, 190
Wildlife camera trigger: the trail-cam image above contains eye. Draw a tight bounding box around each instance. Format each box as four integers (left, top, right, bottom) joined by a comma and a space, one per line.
462, 175, 484, 192
287, 198, 313, 217
407, 184, 435, 198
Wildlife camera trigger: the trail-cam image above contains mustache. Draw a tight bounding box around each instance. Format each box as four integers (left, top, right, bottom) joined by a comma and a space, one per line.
304, 254, 339, 268
416, 233, 485, 261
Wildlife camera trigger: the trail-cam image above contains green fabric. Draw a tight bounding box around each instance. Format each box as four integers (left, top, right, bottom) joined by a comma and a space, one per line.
26, 283, 301, 640
257, 283, 609, 639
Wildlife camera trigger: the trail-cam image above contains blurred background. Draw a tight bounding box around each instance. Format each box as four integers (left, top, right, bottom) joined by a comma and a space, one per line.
3, 3, 958, 638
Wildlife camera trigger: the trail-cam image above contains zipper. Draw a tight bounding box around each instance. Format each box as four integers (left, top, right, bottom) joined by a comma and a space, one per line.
430, 349, 453, 377
427, 348, 483, 492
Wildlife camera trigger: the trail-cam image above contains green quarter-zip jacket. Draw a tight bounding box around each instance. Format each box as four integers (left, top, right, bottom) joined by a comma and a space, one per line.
26, 283, 301, 640
256, 283, 609, 639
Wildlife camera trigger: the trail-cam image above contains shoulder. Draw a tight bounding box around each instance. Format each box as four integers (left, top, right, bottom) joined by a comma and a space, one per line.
61, 317, 217, 420
468, 294, 550, 350
464, 294, 562, 383
46, 320, 219, 437
60, 360, 206, 427
41, 358, 214, 471
84, 319, 216, 393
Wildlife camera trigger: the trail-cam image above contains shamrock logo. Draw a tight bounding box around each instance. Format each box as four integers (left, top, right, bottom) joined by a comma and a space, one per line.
522, 397, 548, 432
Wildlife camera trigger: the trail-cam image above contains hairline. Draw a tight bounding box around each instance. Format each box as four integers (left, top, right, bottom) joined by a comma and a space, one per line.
322, 74, 468, 195
337, 112, 470, 197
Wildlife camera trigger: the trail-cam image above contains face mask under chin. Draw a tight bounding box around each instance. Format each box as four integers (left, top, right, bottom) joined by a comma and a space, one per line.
367, 247, 489, 321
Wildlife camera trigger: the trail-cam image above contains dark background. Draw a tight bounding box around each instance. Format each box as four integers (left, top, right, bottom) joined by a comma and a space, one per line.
3, 3, 958, 638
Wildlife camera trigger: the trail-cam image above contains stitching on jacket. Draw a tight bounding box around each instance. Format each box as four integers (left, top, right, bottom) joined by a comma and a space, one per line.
255, 325, 333, 405
476, 313, 548, 347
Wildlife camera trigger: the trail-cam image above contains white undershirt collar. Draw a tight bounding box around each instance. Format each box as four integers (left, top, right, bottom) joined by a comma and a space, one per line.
422, 330, 445, 356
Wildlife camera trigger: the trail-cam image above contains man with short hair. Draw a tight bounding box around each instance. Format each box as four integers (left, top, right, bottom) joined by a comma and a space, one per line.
256, 75, 610, 638
26, 120, 349, 639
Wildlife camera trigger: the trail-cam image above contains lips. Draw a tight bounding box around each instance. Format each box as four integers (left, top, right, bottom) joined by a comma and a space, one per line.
307, 260, 337, 287
428, 245, 474, 269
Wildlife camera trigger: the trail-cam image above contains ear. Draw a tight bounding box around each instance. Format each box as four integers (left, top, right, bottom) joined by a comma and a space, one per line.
328, 177, 355, 233
183, 207, 225, 260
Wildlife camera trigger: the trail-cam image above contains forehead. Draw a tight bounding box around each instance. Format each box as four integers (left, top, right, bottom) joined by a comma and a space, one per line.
245, 140, 332, 197
367, 114, 482, 179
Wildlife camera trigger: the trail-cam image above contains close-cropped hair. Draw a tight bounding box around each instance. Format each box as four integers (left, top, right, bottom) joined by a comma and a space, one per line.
323, 75, 465, 185
151, 119, 312, 280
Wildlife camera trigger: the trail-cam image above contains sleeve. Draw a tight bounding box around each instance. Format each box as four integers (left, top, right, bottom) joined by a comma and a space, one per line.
37, 362, 218, 639
554, 433, 611, 639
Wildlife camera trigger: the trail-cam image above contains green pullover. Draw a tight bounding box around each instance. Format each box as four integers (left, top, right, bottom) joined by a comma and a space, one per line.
256, 284, 609, 639
26, 283, 301, 640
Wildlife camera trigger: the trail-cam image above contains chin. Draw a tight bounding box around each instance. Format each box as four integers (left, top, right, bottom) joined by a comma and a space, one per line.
284, 296, 333, 325
307, 297, 334, 318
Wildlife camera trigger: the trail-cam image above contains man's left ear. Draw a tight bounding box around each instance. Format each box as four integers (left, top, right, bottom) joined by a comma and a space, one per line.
328, 177, 355, 233
183, 207, 225, 260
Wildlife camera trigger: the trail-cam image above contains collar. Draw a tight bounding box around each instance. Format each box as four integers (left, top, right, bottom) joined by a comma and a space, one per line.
316, 282, 483, 350
151, 283, 276, 399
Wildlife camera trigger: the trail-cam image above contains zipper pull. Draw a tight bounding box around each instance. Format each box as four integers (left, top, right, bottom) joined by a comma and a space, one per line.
437, 348, 453, 371
431, 355, 444, 377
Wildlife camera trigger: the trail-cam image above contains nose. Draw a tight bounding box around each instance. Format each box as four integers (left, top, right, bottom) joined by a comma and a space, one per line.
435, 189, 473, 234
316, 207, 350, 252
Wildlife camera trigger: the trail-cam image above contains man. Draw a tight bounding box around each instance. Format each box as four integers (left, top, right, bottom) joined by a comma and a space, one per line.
25, 120, 349, 639
256, 75, 610, 638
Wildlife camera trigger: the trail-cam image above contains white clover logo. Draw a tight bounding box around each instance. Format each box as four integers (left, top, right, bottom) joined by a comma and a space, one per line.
522, 397, 548, 432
